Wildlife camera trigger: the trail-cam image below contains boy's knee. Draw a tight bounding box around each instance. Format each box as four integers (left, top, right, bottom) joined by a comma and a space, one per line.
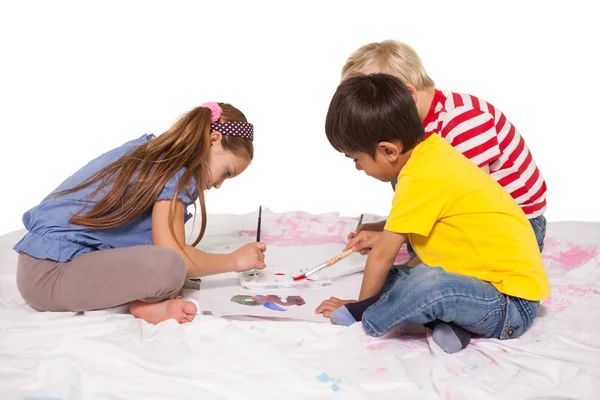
405, 266, 451, 294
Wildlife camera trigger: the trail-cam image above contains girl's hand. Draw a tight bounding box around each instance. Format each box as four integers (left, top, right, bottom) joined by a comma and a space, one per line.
347, 220, 386, 241
231, 242, 267, 272
315, 297, 356, 317
344, 230, 382, 254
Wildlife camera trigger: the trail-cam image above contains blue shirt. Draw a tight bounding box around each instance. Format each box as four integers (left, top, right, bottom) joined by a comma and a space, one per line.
13, 134, 198, 262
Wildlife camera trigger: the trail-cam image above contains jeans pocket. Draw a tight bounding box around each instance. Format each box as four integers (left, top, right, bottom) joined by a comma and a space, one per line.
498, 297, 539, 340
462, 292, 507, 338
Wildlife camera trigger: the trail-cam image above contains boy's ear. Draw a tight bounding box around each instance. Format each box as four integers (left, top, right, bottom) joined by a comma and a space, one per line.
404, 83, 418, 102
377, 141, 401, 162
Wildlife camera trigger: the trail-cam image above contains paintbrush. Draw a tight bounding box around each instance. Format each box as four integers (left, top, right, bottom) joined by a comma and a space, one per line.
293, 248, 354, 281
293, 213, 363, 281
253, 206, 262, 281
356, 213, 364, 229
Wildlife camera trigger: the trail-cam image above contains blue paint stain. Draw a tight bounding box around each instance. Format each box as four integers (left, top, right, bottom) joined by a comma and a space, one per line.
250, 325, 266, 334
316, 373, 330, 383
316, 372, 342, 391
262, 302, 286, 312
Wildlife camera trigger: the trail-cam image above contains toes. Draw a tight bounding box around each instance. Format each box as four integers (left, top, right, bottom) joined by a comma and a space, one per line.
182, 301, 197, 315
183, 314, 196, 323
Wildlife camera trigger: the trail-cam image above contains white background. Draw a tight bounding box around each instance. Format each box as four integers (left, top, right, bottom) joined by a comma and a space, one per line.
1, 0, 598, 236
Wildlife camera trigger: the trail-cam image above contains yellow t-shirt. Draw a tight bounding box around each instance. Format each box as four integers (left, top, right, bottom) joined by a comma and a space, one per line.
385, 133, 550, 301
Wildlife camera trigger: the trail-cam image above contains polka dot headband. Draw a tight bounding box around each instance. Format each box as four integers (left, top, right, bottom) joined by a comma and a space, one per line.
201, 102, 254, 142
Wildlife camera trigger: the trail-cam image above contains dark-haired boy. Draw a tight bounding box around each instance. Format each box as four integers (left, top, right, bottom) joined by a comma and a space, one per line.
316, 74, 550, 353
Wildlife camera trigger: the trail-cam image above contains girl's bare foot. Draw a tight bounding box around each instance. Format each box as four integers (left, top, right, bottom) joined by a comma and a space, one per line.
130, 299, 197, 324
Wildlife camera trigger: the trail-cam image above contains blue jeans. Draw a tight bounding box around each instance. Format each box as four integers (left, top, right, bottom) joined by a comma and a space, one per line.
362, 264, 539, 339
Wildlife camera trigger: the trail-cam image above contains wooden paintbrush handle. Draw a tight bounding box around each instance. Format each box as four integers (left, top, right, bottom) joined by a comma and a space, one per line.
325, 248, 354, 267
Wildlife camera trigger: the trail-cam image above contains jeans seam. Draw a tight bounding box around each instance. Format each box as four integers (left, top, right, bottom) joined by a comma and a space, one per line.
365, 292, 503, 337
462, 308, 504, 331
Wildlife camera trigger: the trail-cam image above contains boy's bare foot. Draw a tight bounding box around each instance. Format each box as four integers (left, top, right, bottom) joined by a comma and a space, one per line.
130, 299, 197, 324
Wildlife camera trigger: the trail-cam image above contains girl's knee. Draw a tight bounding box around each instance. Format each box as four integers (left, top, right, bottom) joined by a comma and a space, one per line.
16, 254, 62, 311
149, 247, 187, 292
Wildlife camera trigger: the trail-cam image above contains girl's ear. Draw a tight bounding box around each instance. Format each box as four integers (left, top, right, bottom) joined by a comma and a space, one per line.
209, 131, 223, 146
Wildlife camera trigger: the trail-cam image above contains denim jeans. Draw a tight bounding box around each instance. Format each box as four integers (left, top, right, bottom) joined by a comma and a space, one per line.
361, 264, 539, 339
391, 177, 548, 256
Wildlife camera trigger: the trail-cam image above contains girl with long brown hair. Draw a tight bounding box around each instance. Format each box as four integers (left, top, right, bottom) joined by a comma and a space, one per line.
13, 102, 265, 324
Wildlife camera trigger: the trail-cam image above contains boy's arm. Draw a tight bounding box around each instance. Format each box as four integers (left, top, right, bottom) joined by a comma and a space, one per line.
358, 230, 407, 300
407, 255, 422, 267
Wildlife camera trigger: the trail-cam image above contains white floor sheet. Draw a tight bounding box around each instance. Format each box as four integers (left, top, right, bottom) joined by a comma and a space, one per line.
1, 209, 599, 399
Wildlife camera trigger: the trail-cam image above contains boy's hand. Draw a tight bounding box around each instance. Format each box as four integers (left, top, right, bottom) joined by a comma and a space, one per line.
348, 220, 386, 241
345, 231, 382, 254
231, 242, 267, 272
315, 297, 356, 317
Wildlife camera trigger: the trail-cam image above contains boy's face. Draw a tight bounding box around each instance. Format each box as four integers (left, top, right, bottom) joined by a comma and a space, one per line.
345, 141, 411, 182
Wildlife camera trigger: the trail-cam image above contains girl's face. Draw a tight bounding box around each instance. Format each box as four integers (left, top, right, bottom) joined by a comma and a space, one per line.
205, 133, 251, 190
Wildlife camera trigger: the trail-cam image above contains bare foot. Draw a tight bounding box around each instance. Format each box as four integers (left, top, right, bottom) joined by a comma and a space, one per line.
130, 299, 197, 324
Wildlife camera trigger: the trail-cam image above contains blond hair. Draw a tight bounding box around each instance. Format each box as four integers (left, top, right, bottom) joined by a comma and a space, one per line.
341, 40, 435, 90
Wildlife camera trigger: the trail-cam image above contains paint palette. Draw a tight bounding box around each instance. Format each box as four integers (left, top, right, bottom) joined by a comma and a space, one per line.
239, 270, 332, 290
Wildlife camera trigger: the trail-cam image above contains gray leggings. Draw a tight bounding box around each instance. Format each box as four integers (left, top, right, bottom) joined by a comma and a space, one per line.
16, 246, 187, 312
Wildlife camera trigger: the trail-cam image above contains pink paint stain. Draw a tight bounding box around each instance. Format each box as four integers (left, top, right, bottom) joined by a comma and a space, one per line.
359, 336, 391, 350
362, 367, 389, 376
236, 215, 358, 247
557, 284, 600, 297
366, 343, 389, 350
236, 228, 349, 247
542, 297, 572, 313
544, 244, 600, 271
380, 332, 429, 350
265, 234, 348, 247
394, 246, 411, 264
446, 364, 479, 377
445, 391, 469, 400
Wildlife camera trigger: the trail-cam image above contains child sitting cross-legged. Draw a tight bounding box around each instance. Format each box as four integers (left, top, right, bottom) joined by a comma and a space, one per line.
315, 74, 550, 353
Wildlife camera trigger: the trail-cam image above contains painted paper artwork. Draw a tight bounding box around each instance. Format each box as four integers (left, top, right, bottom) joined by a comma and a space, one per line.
230, 295, 306, 312
184, 209, 411, 320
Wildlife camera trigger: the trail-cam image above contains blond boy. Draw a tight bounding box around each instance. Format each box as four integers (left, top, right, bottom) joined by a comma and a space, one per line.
343, 41, 547, 256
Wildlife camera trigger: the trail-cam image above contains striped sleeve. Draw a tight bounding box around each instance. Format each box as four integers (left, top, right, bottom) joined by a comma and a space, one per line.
439, 107, 501, 168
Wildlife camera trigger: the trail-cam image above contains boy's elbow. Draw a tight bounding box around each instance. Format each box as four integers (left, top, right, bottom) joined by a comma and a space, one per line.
369, 245, 397, 269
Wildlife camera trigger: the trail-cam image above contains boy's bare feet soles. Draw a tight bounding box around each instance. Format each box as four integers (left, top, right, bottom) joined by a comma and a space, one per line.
130, 299, 197, 324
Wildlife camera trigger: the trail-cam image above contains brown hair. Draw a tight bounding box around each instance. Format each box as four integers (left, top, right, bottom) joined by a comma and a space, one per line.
325, 74, 424, 157
54, 103, 253, 247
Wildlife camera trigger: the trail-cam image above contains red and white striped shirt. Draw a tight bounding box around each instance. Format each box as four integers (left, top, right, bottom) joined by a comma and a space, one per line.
423, 90, 547, 218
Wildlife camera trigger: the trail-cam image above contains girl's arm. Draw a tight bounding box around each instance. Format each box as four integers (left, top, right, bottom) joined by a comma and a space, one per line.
151, 200, 262, 277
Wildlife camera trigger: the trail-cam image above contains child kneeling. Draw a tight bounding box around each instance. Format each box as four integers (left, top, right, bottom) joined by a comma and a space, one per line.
315, 74, 550, 353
